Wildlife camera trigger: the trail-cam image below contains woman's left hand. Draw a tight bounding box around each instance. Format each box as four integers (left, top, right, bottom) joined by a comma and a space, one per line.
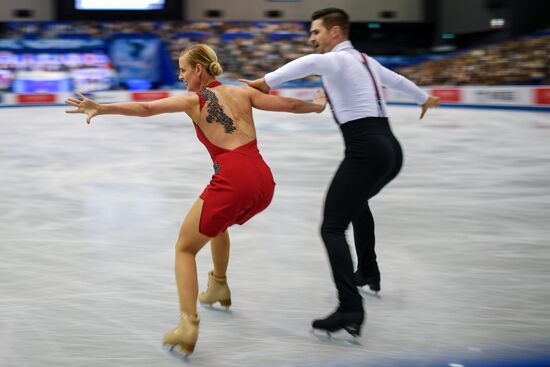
312, 89, 327, 113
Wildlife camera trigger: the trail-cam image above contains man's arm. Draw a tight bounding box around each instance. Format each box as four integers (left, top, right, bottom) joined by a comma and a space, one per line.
241, 53, 335, 91
371, 57, 429, 105
370, 57, 440, 119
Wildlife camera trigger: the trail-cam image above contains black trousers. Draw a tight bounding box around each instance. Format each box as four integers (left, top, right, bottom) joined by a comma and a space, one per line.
320, 117, 402, 312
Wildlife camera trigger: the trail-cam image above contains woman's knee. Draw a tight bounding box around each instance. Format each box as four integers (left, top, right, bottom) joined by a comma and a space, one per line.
175, 231, 208, 255
175, 226, 211, 255
175, 239, 197, 255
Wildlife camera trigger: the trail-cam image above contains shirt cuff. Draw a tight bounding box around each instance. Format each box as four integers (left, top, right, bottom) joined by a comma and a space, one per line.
264, 73, 275, 88
415, 90, 429, 105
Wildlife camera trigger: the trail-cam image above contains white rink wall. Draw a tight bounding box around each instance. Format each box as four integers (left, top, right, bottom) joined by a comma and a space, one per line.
1, 86, 550, 111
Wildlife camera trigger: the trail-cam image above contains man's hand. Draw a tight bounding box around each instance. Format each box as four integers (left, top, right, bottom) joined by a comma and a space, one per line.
65, 92, 100, 124
239, 78, 271, 94
420, 96, 440, 119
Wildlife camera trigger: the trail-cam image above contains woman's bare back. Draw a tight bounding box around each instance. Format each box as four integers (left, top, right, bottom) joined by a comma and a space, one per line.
194, 84, 257, 150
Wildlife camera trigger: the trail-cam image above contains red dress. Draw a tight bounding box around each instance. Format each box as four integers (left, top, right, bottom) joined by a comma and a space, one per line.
194, 81, 275, 237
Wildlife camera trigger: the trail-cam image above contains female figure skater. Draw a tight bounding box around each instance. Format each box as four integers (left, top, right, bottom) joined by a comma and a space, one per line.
65, 44, 326, 355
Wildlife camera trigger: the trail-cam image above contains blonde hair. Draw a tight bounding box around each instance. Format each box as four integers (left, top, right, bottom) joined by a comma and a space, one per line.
180, 44, 223, 76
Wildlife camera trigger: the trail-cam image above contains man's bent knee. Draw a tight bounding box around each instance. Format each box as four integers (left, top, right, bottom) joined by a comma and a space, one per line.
321, 220, 346, 236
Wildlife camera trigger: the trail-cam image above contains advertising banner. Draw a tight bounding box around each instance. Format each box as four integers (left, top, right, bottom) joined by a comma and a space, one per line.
109, 38, 161, 83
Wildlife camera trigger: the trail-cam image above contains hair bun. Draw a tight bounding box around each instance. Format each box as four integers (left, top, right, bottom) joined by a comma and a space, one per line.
208, 61, 223, 76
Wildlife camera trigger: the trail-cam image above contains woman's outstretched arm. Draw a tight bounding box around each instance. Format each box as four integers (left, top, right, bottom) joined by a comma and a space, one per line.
247, 87, 326, 114
65, 92, 198, 124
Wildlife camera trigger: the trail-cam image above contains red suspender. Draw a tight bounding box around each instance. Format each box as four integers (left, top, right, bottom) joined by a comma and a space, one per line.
359, 52, 384, 117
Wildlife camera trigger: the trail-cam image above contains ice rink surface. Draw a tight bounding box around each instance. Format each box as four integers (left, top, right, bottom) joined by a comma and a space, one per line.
1, 105, 549, 367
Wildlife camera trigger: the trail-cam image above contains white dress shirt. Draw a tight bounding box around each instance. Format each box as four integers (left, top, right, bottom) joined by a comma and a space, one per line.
265, 40, 429, 124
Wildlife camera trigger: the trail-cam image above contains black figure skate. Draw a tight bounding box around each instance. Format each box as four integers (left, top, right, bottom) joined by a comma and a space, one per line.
354, 270, 381, 294
311, 309, 364, 344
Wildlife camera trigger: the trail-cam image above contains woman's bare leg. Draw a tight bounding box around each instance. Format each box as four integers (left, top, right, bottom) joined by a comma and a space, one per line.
175, 198, 211, 316
210, 230, 230, 277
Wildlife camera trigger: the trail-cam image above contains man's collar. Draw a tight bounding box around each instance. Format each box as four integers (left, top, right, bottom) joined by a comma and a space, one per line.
330, 40, 353, 52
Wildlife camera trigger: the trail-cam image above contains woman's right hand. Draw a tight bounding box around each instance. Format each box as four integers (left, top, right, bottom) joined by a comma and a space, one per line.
65, 92, 101, 124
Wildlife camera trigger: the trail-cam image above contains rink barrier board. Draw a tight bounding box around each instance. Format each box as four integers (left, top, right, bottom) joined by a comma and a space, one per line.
1, 86, 550, 111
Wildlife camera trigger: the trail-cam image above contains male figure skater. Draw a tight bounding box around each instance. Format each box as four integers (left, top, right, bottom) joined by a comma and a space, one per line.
241, 8, 439, 337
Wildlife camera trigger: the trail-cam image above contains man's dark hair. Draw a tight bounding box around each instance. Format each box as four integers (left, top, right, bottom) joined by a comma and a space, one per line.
311, 8, 350, 36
